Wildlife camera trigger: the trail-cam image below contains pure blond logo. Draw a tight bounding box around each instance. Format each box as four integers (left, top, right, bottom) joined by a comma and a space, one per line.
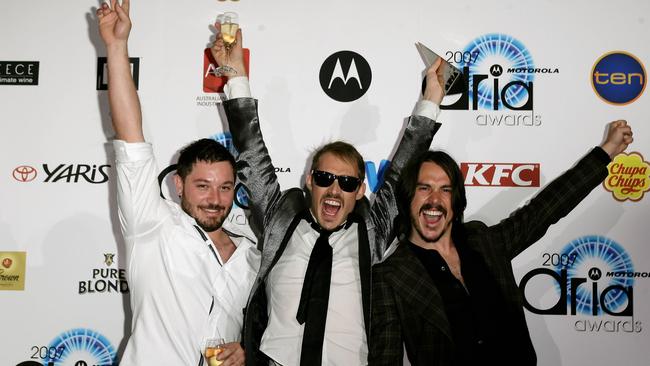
604, 152, 650, 201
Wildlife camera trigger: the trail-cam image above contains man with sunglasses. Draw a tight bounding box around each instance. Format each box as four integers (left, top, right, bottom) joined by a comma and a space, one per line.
211, 28, 445, 365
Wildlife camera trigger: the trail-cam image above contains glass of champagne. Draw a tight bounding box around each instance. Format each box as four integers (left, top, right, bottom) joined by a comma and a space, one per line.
203, 338, 226, 366
214, 12, 239, 76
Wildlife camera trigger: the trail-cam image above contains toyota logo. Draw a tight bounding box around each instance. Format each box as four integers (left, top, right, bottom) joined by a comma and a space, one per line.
13, 165, 38, 182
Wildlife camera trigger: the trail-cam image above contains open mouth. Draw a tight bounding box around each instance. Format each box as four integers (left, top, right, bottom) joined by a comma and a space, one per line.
421, 207, 444, 227
322, 198, 341, 217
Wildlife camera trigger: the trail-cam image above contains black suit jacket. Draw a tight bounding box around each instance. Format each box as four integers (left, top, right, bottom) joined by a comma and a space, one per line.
223, 98, 440, 365
369, 147, 611, 366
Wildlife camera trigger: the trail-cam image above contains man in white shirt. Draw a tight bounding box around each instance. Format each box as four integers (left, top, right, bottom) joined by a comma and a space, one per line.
211, 28, 445, 365
96, 2, 259, 365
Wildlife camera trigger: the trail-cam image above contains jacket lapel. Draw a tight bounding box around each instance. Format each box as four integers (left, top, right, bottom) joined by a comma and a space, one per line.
387, 243, 452, 340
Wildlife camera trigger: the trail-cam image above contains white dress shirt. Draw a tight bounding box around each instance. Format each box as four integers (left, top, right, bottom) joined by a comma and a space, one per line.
114, 140, 260, 366
261, 220, 367, 366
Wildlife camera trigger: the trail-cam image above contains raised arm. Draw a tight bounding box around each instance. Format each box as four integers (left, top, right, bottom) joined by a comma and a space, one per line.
371, 60, 445, 262
97, 0, 143, 142
489, 120, 634, 259
212, 27, 282, 240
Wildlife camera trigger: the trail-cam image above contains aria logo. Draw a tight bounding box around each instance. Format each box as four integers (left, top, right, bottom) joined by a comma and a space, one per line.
592, 51, 646, 105
43, 328, 117, 365
443, 33, 535, 112
520, 236, 641, 318
96, 57, 140, 90
319, 51, 372, 102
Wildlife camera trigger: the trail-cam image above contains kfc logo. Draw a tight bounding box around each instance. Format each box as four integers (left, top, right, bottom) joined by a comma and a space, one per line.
12, 165, 37, 182
461, 163, 540, 187
203, 48, 250, 93
2, 258, 12, 269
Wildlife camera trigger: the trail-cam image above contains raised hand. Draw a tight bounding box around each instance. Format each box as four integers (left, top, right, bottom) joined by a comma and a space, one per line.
600, 120, 634, 158
97, 0, 132, 47
210, 21, 246, 79
423, 57, 445, 105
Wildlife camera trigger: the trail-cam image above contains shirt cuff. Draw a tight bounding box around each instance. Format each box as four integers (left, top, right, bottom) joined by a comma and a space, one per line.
224, 77, 252, 99
413, 100, 441, 121
113, 140, 154, 163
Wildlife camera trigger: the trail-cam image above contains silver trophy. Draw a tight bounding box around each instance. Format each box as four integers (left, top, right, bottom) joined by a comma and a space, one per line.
416, 42, 464, 95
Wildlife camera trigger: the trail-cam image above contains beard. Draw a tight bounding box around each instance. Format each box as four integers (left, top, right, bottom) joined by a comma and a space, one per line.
181, 198, 232, 232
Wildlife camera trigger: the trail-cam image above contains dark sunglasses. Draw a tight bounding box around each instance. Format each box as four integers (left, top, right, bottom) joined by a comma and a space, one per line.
311, 170, 361, 192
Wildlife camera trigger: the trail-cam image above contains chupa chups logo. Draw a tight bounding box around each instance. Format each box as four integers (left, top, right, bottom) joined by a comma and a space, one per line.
96, 57, 140, 90
12, 165, 37, 182
2, 258, 12, 269
319, 50, 372, 102
0, 61, 39, 86
592, 51, 646, 105
12, 164, 110, 183
203, 48, 250, 93
461, 162, 540, 187
603, 152, 649, 201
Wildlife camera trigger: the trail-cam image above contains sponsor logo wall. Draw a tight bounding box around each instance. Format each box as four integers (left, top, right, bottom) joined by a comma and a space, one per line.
1, 1, 647, 366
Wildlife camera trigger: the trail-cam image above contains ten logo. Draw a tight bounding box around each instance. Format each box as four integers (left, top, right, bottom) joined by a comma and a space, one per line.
461, 163, 540, 187
319, 51, 372, 102
592, 51, 646, 105
96, 57, 140, 90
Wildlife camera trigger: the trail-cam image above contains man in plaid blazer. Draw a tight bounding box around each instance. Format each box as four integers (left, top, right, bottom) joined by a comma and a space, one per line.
369, 121, 634, 365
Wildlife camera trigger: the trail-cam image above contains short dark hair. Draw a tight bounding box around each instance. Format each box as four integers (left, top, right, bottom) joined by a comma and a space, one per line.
176, 138, 236, 180
311, 141, 365, 182
397, 150, 467, 239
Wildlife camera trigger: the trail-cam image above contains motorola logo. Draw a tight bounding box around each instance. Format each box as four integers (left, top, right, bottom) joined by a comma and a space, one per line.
319, 51, 371, 102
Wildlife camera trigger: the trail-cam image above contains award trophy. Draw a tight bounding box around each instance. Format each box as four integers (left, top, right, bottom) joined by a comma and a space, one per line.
415, 42, 464, 95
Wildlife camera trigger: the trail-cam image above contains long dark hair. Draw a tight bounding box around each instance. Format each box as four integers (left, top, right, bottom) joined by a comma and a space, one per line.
397, 150, 467, 241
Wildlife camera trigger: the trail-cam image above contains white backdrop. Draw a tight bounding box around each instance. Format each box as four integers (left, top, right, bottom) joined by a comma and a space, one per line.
1, 0, 649, 365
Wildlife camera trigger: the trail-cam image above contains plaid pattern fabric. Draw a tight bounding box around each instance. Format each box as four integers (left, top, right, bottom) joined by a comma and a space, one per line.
369, 148, 610, 366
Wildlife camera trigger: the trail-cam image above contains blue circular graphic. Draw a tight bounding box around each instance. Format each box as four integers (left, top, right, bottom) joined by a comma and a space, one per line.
462, 33, 534, 110
592, 51, 646, 105
211, 132, 250, 209
557, 235, 634, 315
44, 328, 116, 365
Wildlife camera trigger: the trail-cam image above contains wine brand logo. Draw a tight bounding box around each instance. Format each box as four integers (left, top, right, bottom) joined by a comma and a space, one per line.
0, 252, 26, 291
0, 61, 39, 85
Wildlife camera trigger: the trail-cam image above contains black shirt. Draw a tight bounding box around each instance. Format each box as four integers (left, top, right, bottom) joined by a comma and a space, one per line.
407, 240, 511, 365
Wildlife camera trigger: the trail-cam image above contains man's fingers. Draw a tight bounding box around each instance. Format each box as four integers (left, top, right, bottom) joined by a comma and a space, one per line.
115, 2, 128, 21
122, 0, 130, 14
236, 28, 243, 47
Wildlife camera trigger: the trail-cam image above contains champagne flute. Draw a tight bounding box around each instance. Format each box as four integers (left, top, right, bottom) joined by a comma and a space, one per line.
203, 338, 226, 366
214, 12, 239, 76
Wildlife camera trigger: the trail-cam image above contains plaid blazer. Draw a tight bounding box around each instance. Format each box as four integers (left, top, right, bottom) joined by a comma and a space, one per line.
369, 147, 610, 366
